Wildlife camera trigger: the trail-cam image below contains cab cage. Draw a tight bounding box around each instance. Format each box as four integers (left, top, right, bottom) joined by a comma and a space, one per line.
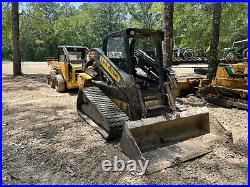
58, 45, 88, 62
102, 28, 164, 84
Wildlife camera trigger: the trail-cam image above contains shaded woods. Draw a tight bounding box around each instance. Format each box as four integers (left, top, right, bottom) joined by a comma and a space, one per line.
2, 2, 248, 61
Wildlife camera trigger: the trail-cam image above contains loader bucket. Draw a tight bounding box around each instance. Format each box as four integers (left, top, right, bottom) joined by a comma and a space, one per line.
120, 107, 217, 174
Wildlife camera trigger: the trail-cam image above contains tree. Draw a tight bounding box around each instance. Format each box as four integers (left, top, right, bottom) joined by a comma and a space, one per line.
81, 3, 127, 47
125, 3, 155, 29
163, 2, 174, 66
173, 3, 213, 49
208, 3, 222, 81
12, 2, 22, 75
2, 2, 247, 61
2, 3, 12, 60
220, 3, 247, 47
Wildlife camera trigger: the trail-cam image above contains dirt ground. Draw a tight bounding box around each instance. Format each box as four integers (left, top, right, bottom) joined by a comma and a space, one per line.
2, 62, 248, 184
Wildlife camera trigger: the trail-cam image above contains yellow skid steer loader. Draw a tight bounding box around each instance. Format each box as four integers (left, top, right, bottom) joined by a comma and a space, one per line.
46, 45, 88, 92
76, 28, 217, 173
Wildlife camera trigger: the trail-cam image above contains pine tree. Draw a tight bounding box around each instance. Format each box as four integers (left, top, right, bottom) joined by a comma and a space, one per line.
163, 3, 174, 66
208, 3, 222, 80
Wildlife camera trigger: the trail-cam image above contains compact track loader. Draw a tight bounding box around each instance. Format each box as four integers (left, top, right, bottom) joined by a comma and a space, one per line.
200, 61, 248, 110
46, 45, 88, 92
77, 28, 217, 173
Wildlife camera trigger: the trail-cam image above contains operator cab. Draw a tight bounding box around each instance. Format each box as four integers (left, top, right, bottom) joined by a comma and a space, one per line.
58, 45, 88, 64
102, 28, 166, 90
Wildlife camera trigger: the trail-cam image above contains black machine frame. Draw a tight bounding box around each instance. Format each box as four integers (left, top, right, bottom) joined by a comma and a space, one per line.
102, 28, 166, 87
81, 28, 176, 121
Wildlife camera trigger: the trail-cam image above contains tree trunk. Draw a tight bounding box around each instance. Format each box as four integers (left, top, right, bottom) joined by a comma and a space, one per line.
208, 3, 222, 81
12, 2, 22, 76
163, 2, 174, 66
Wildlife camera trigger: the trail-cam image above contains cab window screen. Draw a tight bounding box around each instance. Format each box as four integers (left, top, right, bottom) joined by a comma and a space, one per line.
68, 51, 83, 60
135, 37, 156, 60
59, 48, 65, 61
107, 37, 126, 59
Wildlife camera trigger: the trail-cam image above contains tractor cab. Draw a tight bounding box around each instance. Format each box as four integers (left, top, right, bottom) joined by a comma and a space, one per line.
102, 28, 172, 90
57, 45, 88, 88
58, 45, 88, 64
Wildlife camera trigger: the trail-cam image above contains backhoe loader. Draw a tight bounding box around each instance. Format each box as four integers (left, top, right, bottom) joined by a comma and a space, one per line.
76, 28, 217, 173
46, 45, 88, 92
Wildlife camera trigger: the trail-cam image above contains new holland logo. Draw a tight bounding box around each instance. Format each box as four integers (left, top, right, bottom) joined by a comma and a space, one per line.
100, 56, 122, 82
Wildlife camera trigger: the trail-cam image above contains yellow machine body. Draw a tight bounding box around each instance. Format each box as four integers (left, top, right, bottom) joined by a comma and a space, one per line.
211, 62, 248, 90
200, 61, 248, 110
46, 46, 88, 92
177, 78, 209, 97
77, 72, 94, 87
48, 60, 83, 89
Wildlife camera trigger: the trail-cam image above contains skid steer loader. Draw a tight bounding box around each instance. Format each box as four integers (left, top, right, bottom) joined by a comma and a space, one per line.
46, 45, 88, 92
77, 28, 217, 173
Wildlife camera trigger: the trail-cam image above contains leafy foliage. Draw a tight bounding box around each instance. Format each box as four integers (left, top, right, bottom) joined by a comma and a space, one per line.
2, 3, 12, 59
1, 2, 248, 61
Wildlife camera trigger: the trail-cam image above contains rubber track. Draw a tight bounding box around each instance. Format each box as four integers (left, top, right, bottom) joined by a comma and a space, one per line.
82, 87, 129, 139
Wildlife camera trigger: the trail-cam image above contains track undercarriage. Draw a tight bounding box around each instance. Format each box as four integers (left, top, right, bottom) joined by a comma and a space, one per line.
199, 86, 248, 110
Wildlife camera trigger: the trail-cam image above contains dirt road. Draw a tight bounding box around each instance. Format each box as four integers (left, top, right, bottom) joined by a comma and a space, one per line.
2, 62, 248, 184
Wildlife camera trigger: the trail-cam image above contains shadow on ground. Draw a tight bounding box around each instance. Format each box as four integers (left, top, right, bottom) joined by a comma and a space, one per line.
2, 73, 248, 184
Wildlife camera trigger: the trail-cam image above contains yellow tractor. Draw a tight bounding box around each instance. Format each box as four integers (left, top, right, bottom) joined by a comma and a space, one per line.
200, 61, 248, 110
46, 45, 88, 92
76, 28, 217, 173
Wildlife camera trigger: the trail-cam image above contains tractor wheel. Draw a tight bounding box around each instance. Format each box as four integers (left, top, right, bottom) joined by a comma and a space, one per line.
49, 70, 57, 89
50, 77, 56, 89
183, 49, 194, 60
55, 75, 66, 93
243, 48, 248, 59
226, 52, 237, 60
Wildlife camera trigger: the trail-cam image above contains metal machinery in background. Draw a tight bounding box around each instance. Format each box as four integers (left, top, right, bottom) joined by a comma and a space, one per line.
46, 45, 88, 92
199, 61, 248, 110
